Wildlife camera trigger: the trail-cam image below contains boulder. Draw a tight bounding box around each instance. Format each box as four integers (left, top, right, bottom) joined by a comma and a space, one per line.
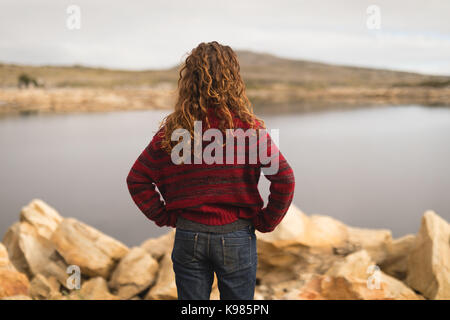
271, 279, 307, 300
256, 239, 309, 269
380, 234, 416, 280
2, 221, 68, 285
255, 204, 392, 286
140, 230, 175, 261
256, 205, 310, 247
29, 273, 62, 300
51, 218, 129, 278
19, 199, 63, 240
256, 204, 351, 249
296, 250, 423, 300
255, 204, 345, 275
254, 291, 265, 300
68, 277, 119, 300
256, 204, 392, 256
303, 215, 349, 249
2, 199, 67, 283
290, 275, 326, 300
0, 243, 14, 270
406, 211, 450, 300
109, 247, 159, 299
256, 263, 300, 286
0, 243, 30, 299
256, 204, 349, 250
345, 226, 393, 262
145, 252, 177, 300
0, 269, 31, 299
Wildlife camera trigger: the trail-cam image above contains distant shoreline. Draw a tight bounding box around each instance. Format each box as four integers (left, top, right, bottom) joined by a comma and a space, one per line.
2, 50, 450, 117
0, 86, 449, 118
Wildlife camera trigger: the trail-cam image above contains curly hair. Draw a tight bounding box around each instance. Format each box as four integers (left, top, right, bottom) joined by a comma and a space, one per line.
157, 41, 265, 157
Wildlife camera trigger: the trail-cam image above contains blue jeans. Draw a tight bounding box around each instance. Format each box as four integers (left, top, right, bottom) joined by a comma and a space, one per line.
171, 224, 257, 300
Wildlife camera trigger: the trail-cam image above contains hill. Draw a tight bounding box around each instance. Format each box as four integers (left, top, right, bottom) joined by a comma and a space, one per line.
1, 50, 449, 89
0, 50, 449, 116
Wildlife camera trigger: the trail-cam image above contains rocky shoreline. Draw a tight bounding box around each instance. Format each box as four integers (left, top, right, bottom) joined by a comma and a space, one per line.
0, 199, 449, 300
0, 87, 176, 117
1, 86, 449, 118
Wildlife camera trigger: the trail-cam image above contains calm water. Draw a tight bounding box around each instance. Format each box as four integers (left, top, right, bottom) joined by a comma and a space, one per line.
1, 105, 449, 246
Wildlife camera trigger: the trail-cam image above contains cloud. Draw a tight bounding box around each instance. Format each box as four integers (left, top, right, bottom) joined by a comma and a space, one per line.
0, 0, 449, 75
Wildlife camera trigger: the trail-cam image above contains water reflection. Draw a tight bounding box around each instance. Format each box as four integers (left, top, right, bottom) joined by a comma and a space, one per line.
0, 105, 449, 245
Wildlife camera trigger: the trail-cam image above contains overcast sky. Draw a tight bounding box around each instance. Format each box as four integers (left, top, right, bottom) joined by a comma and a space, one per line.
1, 0, 449, 75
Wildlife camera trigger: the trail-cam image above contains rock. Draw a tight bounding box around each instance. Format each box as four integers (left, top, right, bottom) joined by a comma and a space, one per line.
271, 279, 306, 300
255, 204, 345, 276
145, 252, 177, 300
378, 272, 425, 300
3, 222, 46, 275
324, 250, 422, 300
2, 221, 68, 285
303, 215, 349, 249
380, 234, 416, 280
254, 291, 265, 300
140, 230, 175, 261
109, 247, 159, 299
256, 205, 310, 247
294, 274, 327, 300
256, 204, 392, 257
256, 204, 348, 250
4, 199, 448, 301
256, 263, 299, 285
273, 273, 323, 300
68, 277, 119, 300
0, 243, 14, 270
256, 206, 374, 285
19, 199, 63, 240
345, 226, 393, 263
29, 274, 62, 300
255, 284, 272, 300
296, 250, 423, 300
0, 243, 31, 299
253, 204, 396, 300
406, 211, 450, 300
210, 287, 220, 300
256, 204, 352, 250
51, 218, 129, 278
256, 240, 308, 269
1, 295, 33, 300
210, 274, 220, 300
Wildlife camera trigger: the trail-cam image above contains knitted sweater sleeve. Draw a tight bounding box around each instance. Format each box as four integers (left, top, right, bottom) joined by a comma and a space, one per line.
252, 127, 296, 233
126, 135, 177, 228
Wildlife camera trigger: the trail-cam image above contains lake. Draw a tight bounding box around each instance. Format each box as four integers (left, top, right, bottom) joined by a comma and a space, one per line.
1, 105, 449, 246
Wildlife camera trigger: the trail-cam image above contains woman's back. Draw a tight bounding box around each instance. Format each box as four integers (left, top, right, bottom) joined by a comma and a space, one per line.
126, 107, 295, 231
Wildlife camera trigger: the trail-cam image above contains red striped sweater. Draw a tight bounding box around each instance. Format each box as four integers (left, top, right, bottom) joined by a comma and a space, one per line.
126, 110, 295, 233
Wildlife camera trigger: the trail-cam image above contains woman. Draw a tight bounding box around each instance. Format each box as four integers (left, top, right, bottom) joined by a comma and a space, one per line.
126, 41, 295, 300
